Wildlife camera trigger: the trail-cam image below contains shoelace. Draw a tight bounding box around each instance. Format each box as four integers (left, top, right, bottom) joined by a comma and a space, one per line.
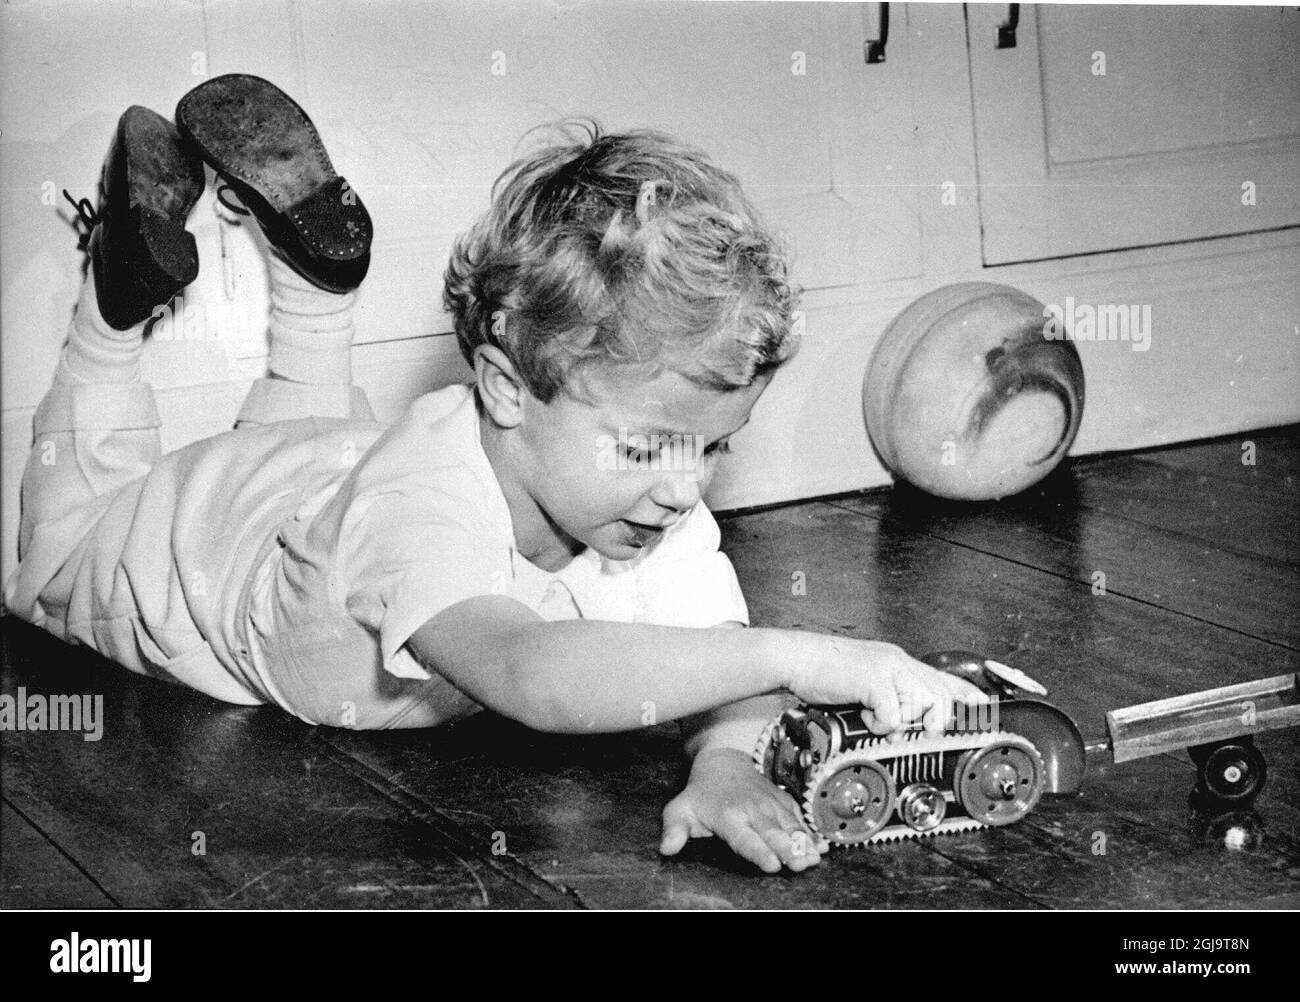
215, 183, 251, 216
62, 190, 99, 250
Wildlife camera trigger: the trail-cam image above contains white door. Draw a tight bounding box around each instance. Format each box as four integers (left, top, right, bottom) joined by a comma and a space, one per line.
968, 3, 1300, 265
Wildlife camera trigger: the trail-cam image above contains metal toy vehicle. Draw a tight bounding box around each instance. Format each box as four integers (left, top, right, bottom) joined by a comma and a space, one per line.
753, 651, 1300, 847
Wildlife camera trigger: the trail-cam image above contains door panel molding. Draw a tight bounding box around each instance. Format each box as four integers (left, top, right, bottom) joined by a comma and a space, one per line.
968, 4, 1300, 265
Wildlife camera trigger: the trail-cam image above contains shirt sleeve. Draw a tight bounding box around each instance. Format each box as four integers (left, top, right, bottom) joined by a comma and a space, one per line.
335, 475, 512, 680
632, 501, 749, 628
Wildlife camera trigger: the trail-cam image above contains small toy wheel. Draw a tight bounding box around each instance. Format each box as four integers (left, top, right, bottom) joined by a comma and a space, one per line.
897, 783, 947, 832
1193, 739, 1267, 804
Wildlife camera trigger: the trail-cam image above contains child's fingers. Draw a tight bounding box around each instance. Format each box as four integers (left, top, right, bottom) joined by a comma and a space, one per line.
921, 697, 949, 736
719, 820, 783, 873
861, 678, 902, 733
658, 822, 690, 857
941, 672, 991, 705
659, 798, 706, 856
769, 784, 804, 819
767, 802, 820, 845
752, 800, 820, 863
757, 797, 826, 865
894, 671, 938, 731
762, 825, 821, 871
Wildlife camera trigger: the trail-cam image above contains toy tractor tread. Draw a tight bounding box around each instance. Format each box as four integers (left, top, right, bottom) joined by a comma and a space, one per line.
754, 710, 1047, 846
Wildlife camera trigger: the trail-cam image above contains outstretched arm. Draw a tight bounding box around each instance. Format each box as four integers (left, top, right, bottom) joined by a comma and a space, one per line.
408, 596, 986, 735
407, 596, 794, 733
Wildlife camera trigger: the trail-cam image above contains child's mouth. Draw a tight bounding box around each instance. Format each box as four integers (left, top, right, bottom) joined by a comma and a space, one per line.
621, 520, 666, 547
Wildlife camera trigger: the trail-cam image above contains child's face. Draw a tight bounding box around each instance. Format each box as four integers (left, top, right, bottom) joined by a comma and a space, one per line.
515, 364, 769, 563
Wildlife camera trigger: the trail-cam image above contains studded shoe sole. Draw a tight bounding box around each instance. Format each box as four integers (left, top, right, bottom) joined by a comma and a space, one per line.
175, 74, 372, 293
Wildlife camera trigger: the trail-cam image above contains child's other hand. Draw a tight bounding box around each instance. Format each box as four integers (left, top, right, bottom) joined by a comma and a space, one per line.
659, 748, 827, 874
789, 638, 989, 737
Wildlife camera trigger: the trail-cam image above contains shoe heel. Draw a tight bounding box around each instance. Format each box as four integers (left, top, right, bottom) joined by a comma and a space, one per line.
138, 209, 200, 286
282, 177, 372, 289
94, 206, 198, 329
224, 172, 370, 293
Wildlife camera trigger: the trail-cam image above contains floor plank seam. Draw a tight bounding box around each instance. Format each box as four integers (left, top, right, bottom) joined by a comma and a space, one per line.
1, 771, 240, 908
312, 735, 588, 909
0, 793, 122, 908
913, 840, 1051, 909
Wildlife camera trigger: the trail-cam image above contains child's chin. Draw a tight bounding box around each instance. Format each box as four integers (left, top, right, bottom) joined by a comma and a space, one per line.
591, 539, 643, 562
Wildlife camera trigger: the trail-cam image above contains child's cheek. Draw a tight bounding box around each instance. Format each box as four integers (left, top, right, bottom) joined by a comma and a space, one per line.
611, 471, 656, 516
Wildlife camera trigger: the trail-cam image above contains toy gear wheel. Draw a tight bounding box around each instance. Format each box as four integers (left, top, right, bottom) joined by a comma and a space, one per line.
804, 749, 897, 844
752, 717, 780, 777
954, 734, 1045, 826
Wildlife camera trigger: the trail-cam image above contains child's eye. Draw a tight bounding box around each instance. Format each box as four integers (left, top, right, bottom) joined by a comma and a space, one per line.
706, 439, 732, 457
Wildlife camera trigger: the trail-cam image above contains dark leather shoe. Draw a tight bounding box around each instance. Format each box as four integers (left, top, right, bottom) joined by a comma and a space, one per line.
175, 74, 372, 293
65, 106, 205, 331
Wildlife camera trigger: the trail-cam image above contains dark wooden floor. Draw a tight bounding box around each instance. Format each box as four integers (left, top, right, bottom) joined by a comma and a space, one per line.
3, 427, 1298, 909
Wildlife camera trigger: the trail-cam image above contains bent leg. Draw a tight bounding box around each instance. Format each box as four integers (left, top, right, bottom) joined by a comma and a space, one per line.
6, 271, 162, 620
18, 271, 161, 555
235, 251, 375, 426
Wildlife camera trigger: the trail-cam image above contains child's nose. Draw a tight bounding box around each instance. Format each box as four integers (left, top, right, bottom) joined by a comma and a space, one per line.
650, 467, 704, 513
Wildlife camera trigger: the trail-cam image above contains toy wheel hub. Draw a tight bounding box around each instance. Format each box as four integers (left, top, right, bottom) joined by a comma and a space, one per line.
980, 761, 1021, 801
832, 780, 874, 819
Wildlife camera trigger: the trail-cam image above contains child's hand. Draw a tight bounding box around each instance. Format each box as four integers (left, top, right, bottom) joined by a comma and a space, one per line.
659, 747, 827, 874
788, 638, 989, 737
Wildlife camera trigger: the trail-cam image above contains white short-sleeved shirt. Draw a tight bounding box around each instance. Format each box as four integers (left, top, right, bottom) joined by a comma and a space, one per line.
211, 383, 747, 727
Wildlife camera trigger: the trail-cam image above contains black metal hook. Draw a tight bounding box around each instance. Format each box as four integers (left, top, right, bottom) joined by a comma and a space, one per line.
997, 3, 1020, 49
865, 2, 889, 63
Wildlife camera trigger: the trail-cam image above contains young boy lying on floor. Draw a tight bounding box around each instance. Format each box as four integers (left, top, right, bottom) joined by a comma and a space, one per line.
4, 75, 985, 874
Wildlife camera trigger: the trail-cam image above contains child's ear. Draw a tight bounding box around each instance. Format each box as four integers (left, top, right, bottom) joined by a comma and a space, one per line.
474, 344, 528, 428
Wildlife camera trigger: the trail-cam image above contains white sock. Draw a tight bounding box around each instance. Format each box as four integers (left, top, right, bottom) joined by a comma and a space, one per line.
266, 251, 356, 386
56, 270, 145, 385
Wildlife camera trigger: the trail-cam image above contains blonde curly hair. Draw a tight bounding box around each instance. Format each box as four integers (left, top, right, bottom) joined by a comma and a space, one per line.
442, 118, 801, 401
